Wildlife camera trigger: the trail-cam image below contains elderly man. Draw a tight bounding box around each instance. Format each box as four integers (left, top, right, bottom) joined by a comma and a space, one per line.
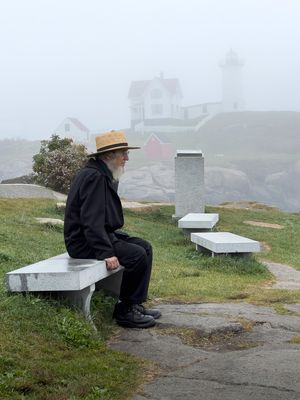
64, 130, 161, 328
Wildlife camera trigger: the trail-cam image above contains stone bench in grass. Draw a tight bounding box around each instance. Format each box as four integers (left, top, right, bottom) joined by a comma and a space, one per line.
5, 253, 124, 321
178, 213, 219, 236
191, 232, 260, 257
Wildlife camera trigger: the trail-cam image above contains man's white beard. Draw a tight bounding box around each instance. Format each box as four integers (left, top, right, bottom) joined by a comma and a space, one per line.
106, 161, 125, 181
112, 166, 125, 181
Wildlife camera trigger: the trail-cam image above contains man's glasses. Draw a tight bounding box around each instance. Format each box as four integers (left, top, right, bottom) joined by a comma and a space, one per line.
118, 150, 129, 157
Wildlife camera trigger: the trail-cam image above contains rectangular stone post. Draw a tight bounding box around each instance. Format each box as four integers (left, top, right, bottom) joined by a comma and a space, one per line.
174, 150, 205, 219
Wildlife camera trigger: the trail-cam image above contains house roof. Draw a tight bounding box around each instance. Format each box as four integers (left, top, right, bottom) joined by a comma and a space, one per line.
144, 132, 171, 146
68, 118, 89, 132
128, 78, 181, 98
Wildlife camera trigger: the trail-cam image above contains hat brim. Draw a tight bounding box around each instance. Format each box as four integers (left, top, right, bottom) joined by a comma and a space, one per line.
87, 145, 140, 157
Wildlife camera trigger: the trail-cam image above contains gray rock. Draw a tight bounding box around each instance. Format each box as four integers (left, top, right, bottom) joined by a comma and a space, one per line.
111, 302, 300, 400
35, 217, 64, 226
0, 184, 67, 201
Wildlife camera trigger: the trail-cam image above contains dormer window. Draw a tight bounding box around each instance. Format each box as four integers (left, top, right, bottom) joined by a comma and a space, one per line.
151, 89, 162, 99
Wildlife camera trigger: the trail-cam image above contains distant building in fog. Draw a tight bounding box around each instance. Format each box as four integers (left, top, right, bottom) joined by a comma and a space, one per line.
128, 73, 183, 130
54, 117, 90, 143
143, 133, 174, 160
220, 49, 244, 112
183, 102, 221, 119
129, 50, 244, 133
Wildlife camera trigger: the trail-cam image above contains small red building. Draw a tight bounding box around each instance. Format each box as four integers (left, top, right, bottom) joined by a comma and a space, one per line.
143, 133, 174, 161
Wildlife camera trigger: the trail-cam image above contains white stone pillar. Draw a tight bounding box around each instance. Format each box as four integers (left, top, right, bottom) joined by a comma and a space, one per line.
174, 150, 205, 219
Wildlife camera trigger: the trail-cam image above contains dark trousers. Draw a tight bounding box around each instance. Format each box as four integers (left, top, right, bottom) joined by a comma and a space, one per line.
113, 236, 153, 305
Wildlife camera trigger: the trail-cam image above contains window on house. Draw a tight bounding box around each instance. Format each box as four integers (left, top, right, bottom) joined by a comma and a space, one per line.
65, 123, 70, 132
151, 89, 162, 99
151, 104, 163, 115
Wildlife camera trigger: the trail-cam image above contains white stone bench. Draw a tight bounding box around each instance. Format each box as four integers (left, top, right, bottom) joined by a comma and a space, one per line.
5, 253, 124, 321
191, 232, 260, 257
178, 213, 219, 236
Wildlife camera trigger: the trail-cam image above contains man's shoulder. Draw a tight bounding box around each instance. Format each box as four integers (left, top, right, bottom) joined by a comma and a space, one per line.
81, 159, 105, 177
72, 162, 105, 187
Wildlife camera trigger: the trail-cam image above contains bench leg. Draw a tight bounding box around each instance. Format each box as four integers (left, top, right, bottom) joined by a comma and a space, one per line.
95, 269, 123, 296
196, 244, 213, 255
61, 284, 95, 323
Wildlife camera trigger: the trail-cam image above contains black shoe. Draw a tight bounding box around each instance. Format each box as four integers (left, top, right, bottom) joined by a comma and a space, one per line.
135, 304, 162, 319
113, 304, 156, 328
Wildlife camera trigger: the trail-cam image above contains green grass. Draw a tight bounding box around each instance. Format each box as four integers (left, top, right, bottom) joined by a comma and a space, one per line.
1, 199, 300, 399
0, 199, 143, 400
208, 204, 300, 269
123, 205, 300, 304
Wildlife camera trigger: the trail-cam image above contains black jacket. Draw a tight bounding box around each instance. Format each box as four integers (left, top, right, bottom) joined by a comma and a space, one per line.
64, 158, 125, 259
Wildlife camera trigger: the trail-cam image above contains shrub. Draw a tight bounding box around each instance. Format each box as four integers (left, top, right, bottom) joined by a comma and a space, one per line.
32, 134, 88, 193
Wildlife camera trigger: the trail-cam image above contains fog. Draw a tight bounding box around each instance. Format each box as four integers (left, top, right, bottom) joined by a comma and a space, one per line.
1, 0, 300, 140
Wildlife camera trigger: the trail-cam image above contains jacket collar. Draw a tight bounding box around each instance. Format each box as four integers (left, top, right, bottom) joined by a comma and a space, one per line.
86, 158, 113, 181
86, 158, 120, 192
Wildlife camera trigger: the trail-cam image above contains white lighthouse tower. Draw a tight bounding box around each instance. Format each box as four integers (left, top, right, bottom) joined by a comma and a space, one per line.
220, 49, 244, 112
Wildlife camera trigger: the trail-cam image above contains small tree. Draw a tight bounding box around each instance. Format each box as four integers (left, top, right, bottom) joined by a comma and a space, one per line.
33, 134, 88, 194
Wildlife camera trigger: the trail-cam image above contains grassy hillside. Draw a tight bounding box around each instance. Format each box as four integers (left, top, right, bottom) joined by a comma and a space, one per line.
0, 199, 300, 399
198, 111, 300, 156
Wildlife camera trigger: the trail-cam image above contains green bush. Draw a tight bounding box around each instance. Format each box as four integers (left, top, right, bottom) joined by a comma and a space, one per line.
32, 134, 88, 193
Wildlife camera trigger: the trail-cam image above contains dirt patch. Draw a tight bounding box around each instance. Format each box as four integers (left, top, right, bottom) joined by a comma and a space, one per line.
218, 201, 279, 211
261, 241, 271, 253
289, 333, 300, 344
156, 326, 261, 352
244, 220, 284, 229
121, 201, 170, 209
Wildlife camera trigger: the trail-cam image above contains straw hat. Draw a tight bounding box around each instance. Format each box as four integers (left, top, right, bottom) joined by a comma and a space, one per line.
88, 130, 140, 157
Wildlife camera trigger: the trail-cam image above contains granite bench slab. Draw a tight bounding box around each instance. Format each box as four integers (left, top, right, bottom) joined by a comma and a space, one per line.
5, 252, 124, 320
178, 213, 219, 235
191, 232, 260, 257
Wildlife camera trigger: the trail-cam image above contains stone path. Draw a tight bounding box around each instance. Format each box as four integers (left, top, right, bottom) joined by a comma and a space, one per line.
110, 257, 300, 400
263, 261, 300, 290
109, 259, 300, 399
110, 303, 300, 400
109, 248, 300, 400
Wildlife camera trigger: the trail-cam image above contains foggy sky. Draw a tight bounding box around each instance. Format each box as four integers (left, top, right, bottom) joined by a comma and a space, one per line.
1, 0, 300, 140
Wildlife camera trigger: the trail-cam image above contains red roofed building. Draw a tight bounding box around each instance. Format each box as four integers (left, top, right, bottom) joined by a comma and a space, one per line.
144, 133, 174, 161
128, 73, 183, 130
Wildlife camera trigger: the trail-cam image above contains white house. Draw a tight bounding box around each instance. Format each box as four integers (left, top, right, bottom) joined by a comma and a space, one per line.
54, 117, 90, 143
128, 73, 183, 130
128, 51, 245, 133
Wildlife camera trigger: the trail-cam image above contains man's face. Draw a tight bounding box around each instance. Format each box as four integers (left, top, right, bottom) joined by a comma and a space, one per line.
105, 150, 129, 180
111, 150, 129, 168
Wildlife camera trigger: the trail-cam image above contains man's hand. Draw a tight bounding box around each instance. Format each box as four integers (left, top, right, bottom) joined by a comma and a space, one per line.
105, 256, 120, 271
